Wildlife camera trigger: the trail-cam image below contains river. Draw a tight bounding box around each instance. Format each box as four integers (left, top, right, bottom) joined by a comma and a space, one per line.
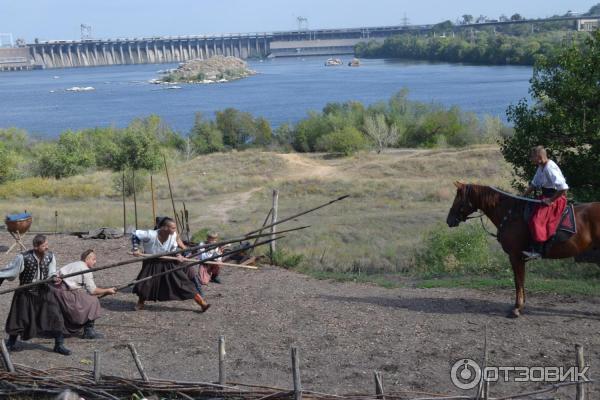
0, 57, 532, 138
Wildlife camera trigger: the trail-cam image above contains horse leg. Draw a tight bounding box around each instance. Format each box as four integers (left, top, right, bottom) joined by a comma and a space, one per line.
509, 255, 526, 318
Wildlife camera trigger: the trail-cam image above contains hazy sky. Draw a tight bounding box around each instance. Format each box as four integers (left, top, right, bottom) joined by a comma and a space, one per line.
0, 0, 596, 41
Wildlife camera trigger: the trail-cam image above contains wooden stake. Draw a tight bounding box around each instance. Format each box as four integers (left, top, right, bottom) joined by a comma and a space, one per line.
163, 155, 180, 234
374, 371, 384, 400
270, 189, 279, 262
132, 169, 138, 230
54, 210, 58, 235
576, 344, 585, 400
122, 170, 126, 234
150, 175, 156, 225
218, 336, 226, 386
0, 337, 15, 373
291, 347, 302, 400
482, 325, 489, 400
252, 208, 273, 249
128, 343, 149, 382
93, 350, 101, 383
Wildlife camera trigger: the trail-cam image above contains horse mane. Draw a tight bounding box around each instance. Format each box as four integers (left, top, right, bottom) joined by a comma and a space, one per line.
468, 184, 538, 210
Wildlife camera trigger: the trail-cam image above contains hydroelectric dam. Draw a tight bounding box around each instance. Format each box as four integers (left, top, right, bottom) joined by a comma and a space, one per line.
1, 25, 422, 70
1, 15, 597, 71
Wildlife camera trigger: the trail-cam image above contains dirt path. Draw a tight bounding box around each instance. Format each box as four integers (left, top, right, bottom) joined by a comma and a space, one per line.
0, 234, 598, 398
276, 153, 337, 179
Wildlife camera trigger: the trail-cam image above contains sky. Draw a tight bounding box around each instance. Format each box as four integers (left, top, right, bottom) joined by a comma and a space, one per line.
0, 0, 596, 42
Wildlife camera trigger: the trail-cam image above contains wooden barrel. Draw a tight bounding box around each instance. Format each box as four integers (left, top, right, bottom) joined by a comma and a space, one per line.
5, 214, 32, 235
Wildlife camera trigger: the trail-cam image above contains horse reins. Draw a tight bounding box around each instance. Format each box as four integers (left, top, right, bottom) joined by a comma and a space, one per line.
461, 184, 516, 239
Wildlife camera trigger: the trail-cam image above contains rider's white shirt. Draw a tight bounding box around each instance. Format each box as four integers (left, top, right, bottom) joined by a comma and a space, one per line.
531, 159, 569, 190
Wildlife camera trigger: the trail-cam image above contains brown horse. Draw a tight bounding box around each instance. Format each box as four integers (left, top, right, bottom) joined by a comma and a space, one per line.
446, 182, 600, 317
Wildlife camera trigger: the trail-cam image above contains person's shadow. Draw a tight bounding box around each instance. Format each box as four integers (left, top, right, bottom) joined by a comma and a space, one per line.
319, 294, 600, 320
101, 297, 199, 313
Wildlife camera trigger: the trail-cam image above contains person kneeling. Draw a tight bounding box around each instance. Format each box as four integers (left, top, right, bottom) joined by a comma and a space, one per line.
54, 249, 116, 339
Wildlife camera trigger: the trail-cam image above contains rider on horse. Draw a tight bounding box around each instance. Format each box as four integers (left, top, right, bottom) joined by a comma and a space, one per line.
522, 145, 569, 260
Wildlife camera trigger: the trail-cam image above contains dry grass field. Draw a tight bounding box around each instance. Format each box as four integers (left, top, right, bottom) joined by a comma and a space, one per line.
0, 146, 512, 271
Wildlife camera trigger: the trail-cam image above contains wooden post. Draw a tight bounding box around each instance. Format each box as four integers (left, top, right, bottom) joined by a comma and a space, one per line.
291, 346, 302, 400
374, 371, 384, 400
93, 350, 101, 383
54, 210, 58, 235
0, 338, 15, 373
218, 335, 226, 386
122, 170, 126, 234
163, 155, 180, 234
132, 169, 138, 230
481, 324, 489, 400
576, 344, 585, 400
150, 175, 156, 225
270, 189, 279, 262
128, 343, 149, 382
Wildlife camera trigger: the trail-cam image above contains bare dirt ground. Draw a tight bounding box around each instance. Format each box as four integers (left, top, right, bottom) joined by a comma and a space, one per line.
0, 233, 599, 398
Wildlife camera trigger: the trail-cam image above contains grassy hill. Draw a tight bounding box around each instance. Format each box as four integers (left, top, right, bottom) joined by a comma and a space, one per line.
1, 146, 598, 294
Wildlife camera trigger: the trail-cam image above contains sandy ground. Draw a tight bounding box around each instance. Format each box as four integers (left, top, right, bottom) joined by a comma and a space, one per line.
0, 233, 598, 398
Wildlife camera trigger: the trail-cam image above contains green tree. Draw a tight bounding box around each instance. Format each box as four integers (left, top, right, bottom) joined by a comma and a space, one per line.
502, 30, 600, 201
110, 123, 163, 171
189, 112, 224, 154
315, 126, 369, 156
0, 142, 18, 183
34, 131, 95, 178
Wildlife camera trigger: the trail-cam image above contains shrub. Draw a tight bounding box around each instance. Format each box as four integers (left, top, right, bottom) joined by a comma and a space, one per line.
270, 248, 304, 269
315, 126, 369, 156
413, 224, 506, 278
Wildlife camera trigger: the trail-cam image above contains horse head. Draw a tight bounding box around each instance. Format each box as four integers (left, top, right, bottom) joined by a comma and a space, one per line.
446, 182, 478, 227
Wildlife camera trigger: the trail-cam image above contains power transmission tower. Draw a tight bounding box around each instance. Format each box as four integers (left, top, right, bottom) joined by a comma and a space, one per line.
297, 16, 309, 31
81, 24, 92, 40
401, 13, 410, 27
0, 33, 14, 48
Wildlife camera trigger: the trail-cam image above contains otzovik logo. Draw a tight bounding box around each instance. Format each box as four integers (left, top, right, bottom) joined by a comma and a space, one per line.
450, 359, 590, 390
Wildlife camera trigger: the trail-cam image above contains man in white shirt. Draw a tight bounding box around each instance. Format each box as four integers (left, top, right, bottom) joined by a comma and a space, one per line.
522, 145, 569, 259
55, 249, 117, 339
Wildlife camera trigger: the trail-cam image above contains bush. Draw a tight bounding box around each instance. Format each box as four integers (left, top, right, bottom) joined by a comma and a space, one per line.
413, 224, 506, 278
270, 248, 304, 269
315, 126, 369, 156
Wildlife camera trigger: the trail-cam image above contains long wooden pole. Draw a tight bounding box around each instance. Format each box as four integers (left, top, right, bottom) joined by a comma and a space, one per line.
245, 195, 349, 236
150, 175, 156, 225
270, 189, 279, 261
0, 229, 303, 296
163, 155, 180, 234
132, 169, 138, 230
110, 237, 278, 292
122, 171, 126, 234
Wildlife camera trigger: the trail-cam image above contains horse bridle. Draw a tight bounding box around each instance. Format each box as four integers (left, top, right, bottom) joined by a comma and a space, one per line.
459, 184, 515, 239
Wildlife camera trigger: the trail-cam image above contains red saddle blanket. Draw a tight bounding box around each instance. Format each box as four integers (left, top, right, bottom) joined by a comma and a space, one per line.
557, 204, 576, 235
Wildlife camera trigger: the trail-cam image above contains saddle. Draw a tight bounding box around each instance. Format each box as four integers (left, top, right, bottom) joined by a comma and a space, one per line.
524, 203, 576, 243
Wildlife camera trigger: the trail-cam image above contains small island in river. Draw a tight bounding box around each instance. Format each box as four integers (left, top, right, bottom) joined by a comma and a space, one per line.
157, 55, 256, 84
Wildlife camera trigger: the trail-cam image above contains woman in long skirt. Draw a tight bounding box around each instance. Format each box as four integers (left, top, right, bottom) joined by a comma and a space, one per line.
131, 217, 210, 312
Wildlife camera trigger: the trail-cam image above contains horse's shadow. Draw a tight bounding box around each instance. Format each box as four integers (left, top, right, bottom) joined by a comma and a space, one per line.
320, 295, 600, 320
100, 297, 197, 313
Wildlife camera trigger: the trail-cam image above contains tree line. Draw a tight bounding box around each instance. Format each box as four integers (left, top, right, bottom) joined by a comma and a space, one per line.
0, 92, 511, 183
356, 3, 600, 66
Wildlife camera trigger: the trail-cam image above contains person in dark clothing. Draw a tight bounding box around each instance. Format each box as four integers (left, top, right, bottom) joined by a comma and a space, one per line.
0, 234, 71, 355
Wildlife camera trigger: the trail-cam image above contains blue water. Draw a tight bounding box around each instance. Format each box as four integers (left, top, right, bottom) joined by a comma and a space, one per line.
0, 57, 532, 138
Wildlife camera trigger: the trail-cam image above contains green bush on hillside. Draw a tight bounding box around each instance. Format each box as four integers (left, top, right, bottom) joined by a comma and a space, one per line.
413, 223, 507, 278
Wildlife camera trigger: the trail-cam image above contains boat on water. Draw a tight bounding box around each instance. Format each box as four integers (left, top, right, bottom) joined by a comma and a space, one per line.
66, 86, 95, 92
165, 85, 182, 90
348, 58, 360, 67
324, 58, 342, 66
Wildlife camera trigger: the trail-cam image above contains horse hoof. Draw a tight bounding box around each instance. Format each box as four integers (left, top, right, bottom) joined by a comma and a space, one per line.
507, 308, 521, 318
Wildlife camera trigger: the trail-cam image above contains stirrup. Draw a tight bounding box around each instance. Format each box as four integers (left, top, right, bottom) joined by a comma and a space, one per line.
522, 250, 541, 260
